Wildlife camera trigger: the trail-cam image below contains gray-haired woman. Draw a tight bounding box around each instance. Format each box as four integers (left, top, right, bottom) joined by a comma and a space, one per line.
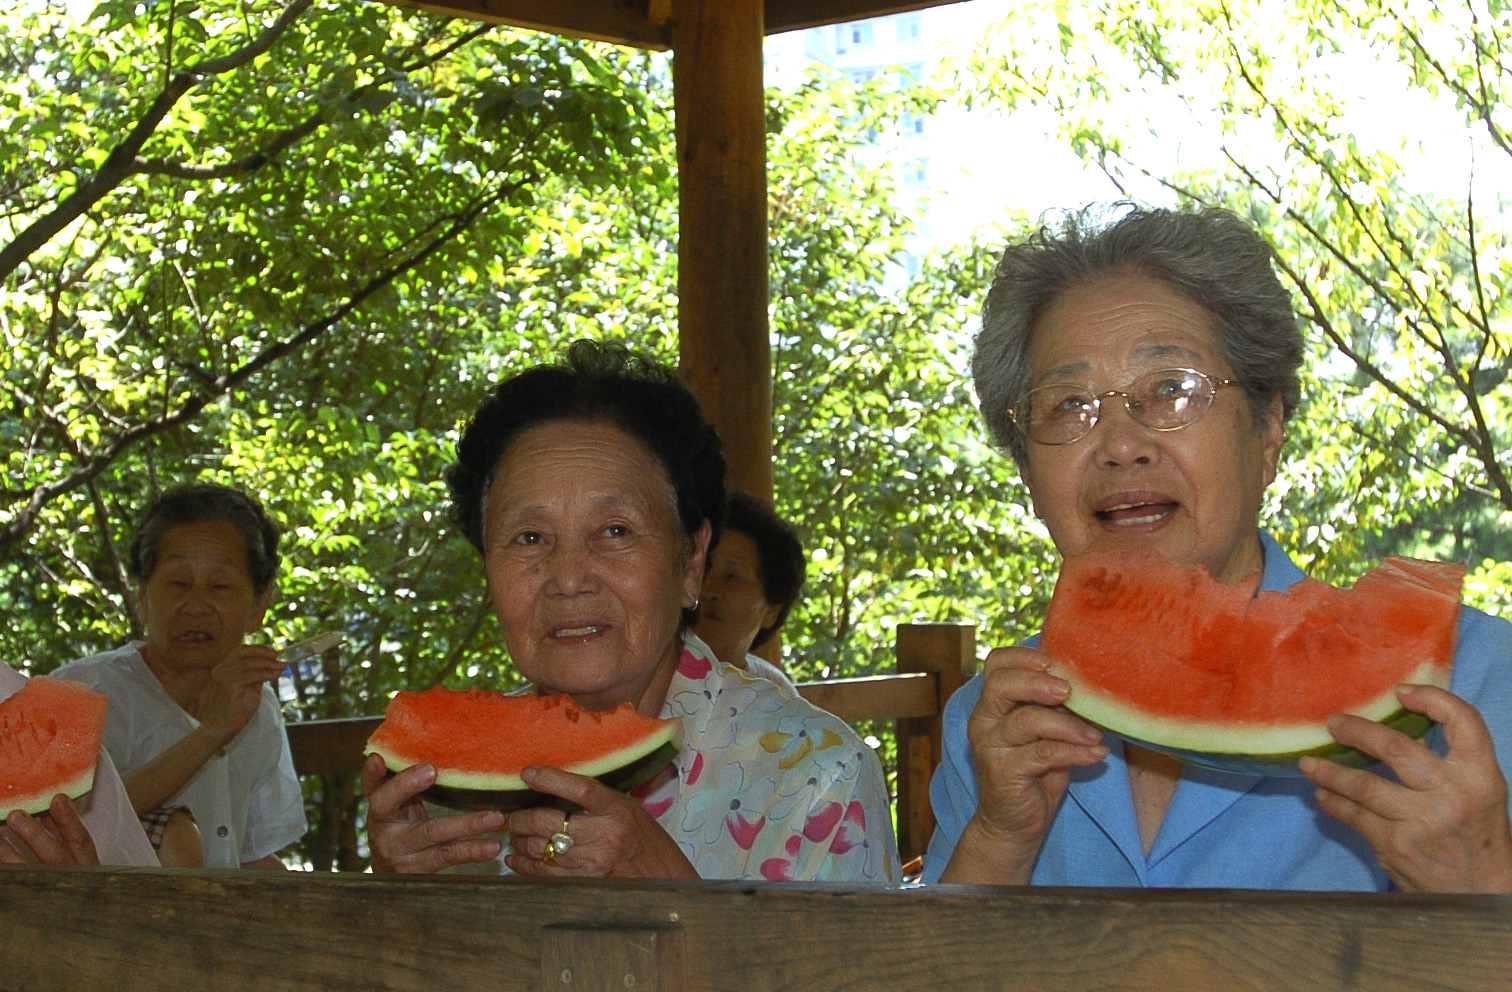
923, 205, 1512, 892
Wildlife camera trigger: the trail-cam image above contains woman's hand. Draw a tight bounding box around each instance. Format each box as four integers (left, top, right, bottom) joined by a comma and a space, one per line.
195, 645, 286, 744
0, 794, 100, 866
1301, 684, 1512, 893
940, 646, 1108, 885
360, 754, 506, 874
505, 766, 697, 879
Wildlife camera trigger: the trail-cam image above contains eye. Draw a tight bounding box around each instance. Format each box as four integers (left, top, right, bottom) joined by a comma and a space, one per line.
1049, 392, 1095, 417
602, 523, 630, 539
1149, 375, 1195, 399
513, 531, 543, 546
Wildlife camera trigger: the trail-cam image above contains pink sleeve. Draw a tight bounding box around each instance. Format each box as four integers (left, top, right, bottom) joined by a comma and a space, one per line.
77, 750, 159, 867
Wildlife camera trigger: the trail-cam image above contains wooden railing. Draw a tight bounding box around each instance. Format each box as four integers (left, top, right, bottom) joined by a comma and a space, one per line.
5, 869, 1510, 991
285, 622, 977, 863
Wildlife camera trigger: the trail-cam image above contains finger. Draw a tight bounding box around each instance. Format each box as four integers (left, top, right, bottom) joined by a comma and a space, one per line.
1311, 781, 1388, 841
1300, 755, 1412, 821
520, 767, 624, 815
396, 835, 505, 874
505, 851, 570, 877
6, 808, 70, 864
1324, 714, 1439, 792
1006, 739, 1109, 780
506, 806, 574, 842
412, 809, 506, 852
364, 761, 435, 822
360, 753, 392, 799
998, 704, 1104, 750
975, 667, 1075, 725
1397, 684, 1497, 758
47, 795, 98, 865
0, 833, 28, 865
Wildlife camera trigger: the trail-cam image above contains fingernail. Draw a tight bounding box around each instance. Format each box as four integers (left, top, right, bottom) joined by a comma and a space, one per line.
1081, 727, 1103, 744
417, 764, 436, 785
521, 766, 540, 784
1298, 756, 1317, 774
1050, 680, 1070, 697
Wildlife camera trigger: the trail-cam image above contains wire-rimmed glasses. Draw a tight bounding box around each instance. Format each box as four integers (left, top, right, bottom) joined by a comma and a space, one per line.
1009, 368, 1240, 446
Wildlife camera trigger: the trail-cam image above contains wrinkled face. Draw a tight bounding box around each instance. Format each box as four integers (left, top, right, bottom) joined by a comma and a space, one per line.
693, 529, 783, 666
138, 520, 270, 676
482, 419, 708, 713
1021, 274, 1284, 584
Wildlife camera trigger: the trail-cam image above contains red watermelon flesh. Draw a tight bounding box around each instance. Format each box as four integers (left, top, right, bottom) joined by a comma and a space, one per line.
1040, 551, 1462, 770
365, 688, 681, 812
0, 676, 109, 819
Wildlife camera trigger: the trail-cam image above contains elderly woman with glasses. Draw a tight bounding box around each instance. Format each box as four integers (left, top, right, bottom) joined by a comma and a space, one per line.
922, 205, 1512, 893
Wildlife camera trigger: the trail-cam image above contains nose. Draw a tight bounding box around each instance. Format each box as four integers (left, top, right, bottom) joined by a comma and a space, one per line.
1091, 396, 1160, 469
542, 539, 598, 596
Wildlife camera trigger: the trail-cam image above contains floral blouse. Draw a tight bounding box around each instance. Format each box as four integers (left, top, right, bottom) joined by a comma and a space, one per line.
632, 634, 899, 883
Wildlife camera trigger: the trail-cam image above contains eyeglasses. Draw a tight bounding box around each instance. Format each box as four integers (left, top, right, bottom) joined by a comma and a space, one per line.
1009, 368, 1239, 446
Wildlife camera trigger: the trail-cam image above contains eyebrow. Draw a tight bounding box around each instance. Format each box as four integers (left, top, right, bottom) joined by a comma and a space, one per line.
1034, 344, 1206, 385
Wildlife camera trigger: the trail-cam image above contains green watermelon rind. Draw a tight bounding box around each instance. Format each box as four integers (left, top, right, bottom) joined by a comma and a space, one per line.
1054, 658, 1448, 778
417, 739, 681, 813
0, 764, 97, 820
365, 720, 682, 812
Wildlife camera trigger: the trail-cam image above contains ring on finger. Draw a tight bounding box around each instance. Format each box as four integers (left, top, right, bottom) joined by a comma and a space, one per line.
548, 813, 574, 861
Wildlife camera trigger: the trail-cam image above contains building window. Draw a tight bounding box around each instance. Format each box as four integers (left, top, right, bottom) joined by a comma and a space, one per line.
898, 14, 923, 42
836, 20, 874, 52
900, 112, 926, 136
847, 66, 880, 84
903, 158, 928, 185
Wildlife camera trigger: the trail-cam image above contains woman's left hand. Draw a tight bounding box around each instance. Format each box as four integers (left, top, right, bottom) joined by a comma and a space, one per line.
504, 766, 698, 879
1301, 684, 1512, 893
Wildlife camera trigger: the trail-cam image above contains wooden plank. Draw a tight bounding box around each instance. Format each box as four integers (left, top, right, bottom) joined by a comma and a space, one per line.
284, 674, 936, 777
541, 923, 684, 992
765, 0, 967, 34
371, 0, 672, 50
671, 0, 773, 500
894, 622, 975, 863
3, 871, 1512, 992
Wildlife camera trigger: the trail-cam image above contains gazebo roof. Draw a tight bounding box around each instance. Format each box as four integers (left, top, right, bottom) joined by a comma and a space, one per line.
374, 0, 962, 49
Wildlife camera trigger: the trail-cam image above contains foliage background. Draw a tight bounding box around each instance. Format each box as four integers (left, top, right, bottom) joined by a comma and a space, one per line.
4, 0, 1510, 868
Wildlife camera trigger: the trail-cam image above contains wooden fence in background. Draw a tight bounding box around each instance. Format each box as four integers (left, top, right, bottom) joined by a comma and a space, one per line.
3, 869, 1511, 991
284, 622, 977, 864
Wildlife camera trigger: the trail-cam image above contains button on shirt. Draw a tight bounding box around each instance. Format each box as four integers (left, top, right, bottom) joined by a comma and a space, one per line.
922, 532, 1512, 890
55, 643, 307, 868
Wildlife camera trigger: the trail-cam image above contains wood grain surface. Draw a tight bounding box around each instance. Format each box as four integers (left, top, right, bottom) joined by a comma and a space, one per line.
4, 871, 1509, 992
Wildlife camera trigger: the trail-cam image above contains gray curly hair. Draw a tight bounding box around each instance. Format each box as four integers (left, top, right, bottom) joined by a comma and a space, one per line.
973, 204, 1304, 468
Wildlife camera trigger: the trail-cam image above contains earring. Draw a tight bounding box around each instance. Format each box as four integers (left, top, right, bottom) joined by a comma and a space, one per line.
691, 596, 700, 610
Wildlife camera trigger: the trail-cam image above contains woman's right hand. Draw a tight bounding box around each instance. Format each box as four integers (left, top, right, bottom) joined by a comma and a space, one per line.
360, 754, 507, 873
941, 646, 1108, 884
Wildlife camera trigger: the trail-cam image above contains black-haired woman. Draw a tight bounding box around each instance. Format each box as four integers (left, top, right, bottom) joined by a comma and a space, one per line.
693, 490, 806, 690
57, 482, 305, 869
362, 341, 897, 883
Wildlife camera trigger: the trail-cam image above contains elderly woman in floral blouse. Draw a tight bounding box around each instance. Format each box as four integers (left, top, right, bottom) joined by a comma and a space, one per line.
362, 341, 897, 883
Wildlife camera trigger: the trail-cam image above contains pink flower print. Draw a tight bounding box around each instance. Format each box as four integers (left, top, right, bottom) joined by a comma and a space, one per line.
726, 811, 767, 850
759, 857, 794, 881
784, 833, 802, 857
677, 648, 712, 680
685, 751, 705, 786
642, 795, 675, 820
803, 801, 844, 843
676, 760, 749, 845
828, 801, 866, 855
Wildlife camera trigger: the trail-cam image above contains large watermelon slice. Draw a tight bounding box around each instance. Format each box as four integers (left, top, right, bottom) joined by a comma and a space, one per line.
0, 676, 109, 819
365, 688, 681, 812
1040, 551, 1463, 775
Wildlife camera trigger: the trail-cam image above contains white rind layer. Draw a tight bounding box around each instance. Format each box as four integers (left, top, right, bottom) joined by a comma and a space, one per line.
1, 762, 96, 819
1052, 658, 1450, 755
365, 720, 681, 790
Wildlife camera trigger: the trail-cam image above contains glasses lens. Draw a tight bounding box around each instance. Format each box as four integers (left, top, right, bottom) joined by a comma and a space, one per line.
1022, 384, 1097, 444
1129, 370, 1213, 429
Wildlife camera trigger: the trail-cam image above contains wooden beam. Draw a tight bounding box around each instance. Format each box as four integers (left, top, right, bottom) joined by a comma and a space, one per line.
5, 870, 1512, 991
671, 0, 773, 500
894, 622, 975, 863
374, 0, 672, 49
764, 0, 965, 34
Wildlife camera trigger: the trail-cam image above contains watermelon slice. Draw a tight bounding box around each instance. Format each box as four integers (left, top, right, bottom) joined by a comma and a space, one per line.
364, 688, 681, 812
0, 676, 110, 819
1040, 551, 1463, 775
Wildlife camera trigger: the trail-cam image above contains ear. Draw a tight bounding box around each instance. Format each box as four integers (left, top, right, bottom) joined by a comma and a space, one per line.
683, 520, 713, 609
1258, 391, 1285, 487
760, 600, 784, 631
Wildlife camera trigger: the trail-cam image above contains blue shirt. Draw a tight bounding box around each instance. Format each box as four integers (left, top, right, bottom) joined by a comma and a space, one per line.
922, 533, 1512, 890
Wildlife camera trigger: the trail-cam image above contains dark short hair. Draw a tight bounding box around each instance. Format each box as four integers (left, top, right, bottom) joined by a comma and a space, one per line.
129, 483, 281, 596
974, 204, 1305, 467
448, 340, 727, 623
723, 490, 805, 648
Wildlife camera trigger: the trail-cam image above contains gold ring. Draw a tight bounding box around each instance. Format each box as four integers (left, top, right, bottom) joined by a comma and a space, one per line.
542, 840, 556, 866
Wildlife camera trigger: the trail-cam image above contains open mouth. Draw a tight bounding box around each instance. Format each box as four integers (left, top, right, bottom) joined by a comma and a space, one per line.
174, 631, 215, 644
551, 624, 606, 640
1094, 499, 1179, 529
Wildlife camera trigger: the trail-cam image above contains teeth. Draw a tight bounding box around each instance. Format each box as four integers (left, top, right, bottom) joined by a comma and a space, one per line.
1111, 512, 1166, 526
554, 626, 603, 638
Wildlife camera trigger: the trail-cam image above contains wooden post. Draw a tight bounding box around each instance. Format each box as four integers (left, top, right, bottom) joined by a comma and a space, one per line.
894, 622, 976, 865
670, 0, 772, 501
